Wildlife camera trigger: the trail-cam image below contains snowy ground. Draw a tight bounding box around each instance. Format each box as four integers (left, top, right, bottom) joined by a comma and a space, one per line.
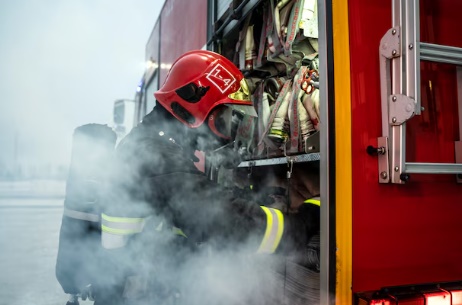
0, 180, 94, 305
0, 180, 66, 198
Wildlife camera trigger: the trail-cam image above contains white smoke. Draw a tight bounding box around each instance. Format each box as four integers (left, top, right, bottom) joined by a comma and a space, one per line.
54, 114, 321, 305
0, 1, 321, 303
0, 1, 164, 305
0, 0, 162, 180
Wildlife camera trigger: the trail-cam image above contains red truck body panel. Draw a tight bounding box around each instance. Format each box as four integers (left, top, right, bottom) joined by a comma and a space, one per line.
349, 0, 462, 292
146, 20, 160, 63
159, 0, 208, 87
137, 0, 462, 297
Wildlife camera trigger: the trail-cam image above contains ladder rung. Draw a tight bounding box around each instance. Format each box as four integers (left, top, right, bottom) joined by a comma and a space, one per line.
405, 162, 462, 174
420, 42, 462, 65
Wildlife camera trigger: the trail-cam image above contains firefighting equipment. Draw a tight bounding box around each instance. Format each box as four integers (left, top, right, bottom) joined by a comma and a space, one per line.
262, 78, 280, 104
275, 0, 296, 45
206, 103, 257, 162
298, 91, 316, 147
257, 0, 320, 70
207, 105, 243, 141
234, 13, 250, 69
299, 0, 319, 51
287, 67, 308, 153
252, 65, 320, 156
56, 124, 116, 296
244, 25, 256, 71
258, 78, 284, 135
282, 0, 303, 57
244, 77, 262, 95
302, 87, 320, 131
254, 77, 286, 155
300, 69, 318, 95
95, 98, 322, 304
233, 110, 257, 158
297, 69, 319, 150
154, 50, 257, 133
243, 0, 322, 157
267, 80, 293, 144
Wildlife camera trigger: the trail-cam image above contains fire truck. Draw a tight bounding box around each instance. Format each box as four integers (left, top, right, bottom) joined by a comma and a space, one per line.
112, 99, 135, 140
121, 0, 462, 304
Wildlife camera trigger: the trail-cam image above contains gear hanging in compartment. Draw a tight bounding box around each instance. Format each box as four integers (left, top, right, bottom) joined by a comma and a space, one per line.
230, 0, 322, 160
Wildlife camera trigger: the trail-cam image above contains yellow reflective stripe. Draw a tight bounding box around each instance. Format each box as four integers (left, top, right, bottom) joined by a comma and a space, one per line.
172, 226, 188, 238
258, 206, 273, 253
101, 214, 145, 236
269, 129, 288, 138
101, 214, 144, 223
274, 209, 284, 252
101, 224, 142, 235
304, 199, 321, 206
257, 206, 284, 254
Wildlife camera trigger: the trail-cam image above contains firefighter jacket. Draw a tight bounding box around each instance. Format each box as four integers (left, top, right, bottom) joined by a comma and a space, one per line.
97, 107, 320, 304
99, 107, 301, 253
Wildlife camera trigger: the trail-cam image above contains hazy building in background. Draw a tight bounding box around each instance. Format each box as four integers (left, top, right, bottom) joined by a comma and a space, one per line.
0, 127, 70, 180
0, 1, 164, 181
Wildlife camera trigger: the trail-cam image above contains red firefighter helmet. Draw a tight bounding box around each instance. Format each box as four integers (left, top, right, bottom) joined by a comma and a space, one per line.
154, 50, 256, 134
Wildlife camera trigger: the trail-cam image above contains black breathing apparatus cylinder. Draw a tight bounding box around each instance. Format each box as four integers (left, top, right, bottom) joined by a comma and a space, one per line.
56, 124, 117, 297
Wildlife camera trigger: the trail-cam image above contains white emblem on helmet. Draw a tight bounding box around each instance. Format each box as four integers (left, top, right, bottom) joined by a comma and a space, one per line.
206, 64, 236, 93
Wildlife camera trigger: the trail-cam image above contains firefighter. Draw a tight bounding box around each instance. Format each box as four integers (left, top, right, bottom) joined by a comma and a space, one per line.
96, 50, 320, 305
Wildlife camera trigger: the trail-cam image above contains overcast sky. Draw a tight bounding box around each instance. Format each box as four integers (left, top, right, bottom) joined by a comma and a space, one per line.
0, 0, 164, 167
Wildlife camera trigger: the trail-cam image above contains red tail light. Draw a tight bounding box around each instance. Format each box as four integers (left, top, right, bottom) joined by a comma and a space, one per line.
450, 290, 462, 305
356, 282, 462, 305
424, 291, 451, 305
369, 300, 392, 305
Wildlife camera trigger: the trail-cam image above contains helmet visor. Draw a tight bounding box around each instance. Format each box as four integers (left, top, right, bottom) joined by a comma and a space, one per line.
208, 104, 256, 140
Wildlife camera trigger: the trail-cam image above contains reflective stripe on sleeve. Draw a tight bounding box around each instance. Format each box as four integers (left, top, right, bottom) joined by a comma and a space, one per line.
172, 226, 188, 238
257, 206, 284, 254
304, 197, 321, 206
101, 214, 146, 249
63, 207, 99, 222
